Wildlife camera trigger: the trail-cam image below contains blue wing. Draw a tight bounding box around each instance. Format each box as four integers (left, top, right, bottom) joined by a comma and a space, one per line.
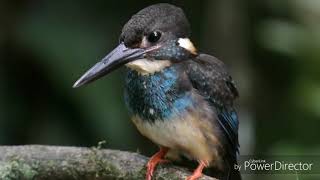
217, 108, 239, 157
185, 53, 239, 158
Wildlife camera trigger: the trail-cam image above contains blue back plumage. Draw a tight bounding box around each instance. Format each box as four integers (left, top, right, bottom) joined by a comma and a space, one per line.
125, 66, 193, 121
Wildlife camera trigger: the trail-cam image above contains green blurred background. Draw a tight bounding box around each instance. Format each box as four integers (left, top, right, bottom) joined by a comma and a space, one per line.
1, 0, 319, 179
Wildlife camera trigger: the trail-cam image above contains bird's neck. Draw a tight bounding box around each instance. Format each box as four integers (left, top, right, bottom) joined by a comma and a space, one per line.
124, 65, 193, 122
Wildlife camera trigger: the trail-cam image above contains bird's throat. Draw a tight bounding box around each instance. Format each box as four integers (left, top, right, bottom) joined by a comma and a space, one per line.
125, 59, 171, 75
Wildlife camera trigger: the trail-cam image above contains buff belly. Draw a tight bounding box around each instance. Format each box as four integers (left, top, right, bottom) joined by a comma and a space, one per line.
131, 113, 220, 164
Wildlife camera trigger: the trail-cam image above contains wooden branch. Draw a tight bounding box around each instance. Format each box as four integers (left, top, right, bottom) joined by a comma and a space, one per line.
0, 145, 216, 180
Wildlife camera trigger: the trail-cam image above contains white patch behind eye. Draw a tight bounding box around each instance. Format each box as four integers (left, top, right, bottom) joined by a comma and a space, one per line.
178, 38, 197, 55
126, 59, 171, 75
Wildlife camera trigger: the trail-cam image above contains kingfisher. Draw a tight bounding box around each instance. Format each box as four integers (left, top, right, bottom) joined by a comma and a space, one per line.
73, 3, 240, 180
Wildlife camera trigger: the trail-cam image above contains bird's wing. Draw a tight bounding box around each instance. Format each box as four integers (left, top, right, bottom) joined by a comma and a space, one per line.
185, 53, 239, 158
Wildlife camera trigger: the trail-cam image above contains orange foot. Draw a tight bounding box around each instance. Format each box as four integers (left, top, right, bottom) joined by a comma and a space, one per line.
146, 147, 169, 180
186, 161, 209, 180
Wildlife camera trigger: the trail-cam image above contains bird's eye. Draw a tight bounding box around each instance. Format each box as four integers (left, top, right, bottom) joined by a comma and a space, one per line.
147, 31, 162, 43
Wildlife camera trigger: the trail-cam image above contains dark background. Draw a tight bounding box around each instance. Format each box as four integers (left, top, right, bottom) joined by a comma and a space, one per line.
1, 0, 319, 179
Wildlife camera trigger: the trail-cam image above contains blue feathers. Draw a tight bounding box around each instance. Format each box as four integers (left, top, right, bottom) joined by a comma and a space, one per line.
217, 108, 240, 157
172, 96, 193, 113
125, 66, 193, 121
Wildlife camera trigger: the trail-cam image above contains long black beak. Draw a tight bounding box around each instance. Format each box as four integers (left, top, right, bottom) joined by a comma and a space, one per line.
73, 43, 152, 88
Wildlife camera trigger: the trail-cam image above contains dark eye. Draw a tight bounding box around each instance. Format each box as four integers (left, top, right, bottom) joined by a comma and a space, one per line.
147, 31, 162, 43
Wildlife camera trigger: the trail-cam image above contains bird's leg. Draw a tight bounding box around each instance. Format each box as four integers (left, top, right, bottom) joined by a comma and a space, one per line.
146, 147, 169, 180
186, 160, 209, 180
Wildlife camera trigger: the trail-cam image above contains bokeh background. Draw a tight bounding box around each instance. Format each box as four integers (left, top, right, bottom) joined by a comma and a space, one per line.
1, 0, 320, 179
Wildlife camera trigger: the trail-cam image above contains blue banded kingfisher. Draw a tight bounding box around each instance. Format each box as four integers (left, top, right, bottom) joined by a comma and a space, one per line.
73, 3, 240, 180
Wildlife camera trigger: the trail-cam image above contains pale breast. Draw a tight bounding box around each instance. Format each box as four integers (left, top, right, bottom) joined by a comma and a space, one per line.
131, 110, 220, 163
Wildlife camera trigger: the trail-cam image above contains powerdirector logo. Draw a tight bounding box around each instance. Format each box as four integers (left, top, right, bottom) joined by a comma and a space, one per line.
234, 155, 320, 174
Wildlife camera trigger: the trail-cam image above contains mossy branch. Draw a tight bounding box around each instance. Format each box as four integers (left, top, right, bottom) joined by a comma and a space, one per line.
0, 145, 217, 180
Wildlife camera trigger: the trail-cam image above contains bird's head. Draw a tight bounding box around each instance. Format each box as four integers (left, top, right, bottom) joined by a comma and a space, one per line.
73, 3, 197, 88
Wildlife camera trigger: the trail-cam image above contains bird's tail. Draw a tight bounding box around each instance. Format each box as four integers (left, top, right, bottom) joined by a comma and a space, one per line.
224, 151, 242, 180
222, 162, 241, 180
212, 167, 241, 180
225, 167, 241, 180
205, 164, 241, 180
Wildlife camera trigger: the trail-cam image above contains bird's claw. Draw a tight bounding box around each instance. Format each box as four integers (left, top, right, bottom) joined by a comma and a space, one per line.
186, 172, 203, 180
185, 160, 208, 180
145, 147, 169, 180
146, 159, 169, 180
